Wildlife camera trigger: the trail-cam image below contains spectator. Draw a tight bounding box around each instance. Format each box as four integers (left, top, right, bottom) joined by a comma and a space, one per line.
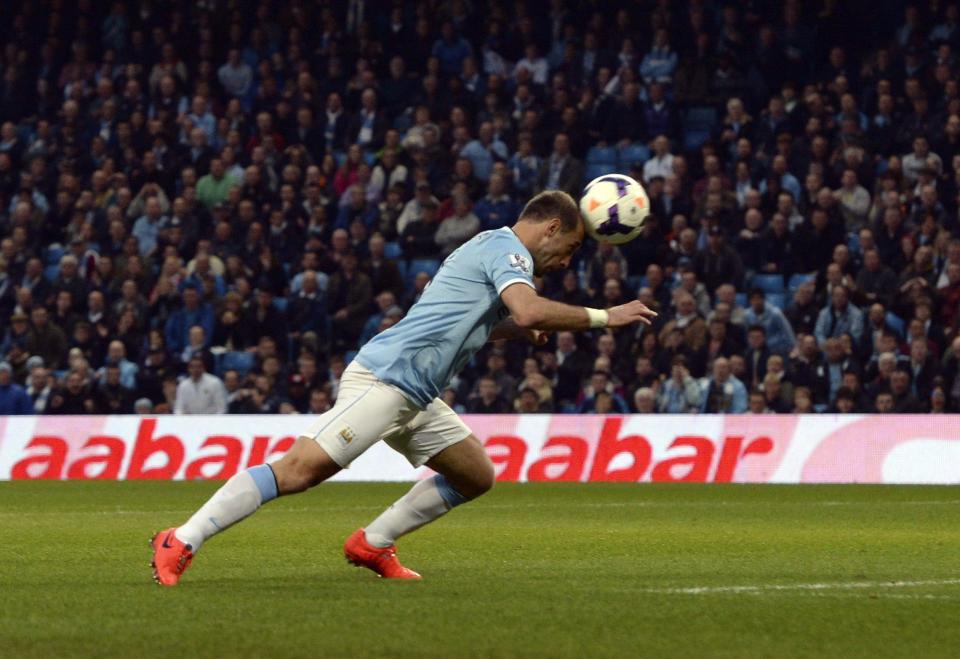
460, 122, 508, 182
47, 370, 97, 414
467, 376, 509, 413
0, 361, 32, 414
218, 49, 253, 99
328, 251, 373, 351
657, 356, 701, 413
26, 307, 67, 370
401, 199, 442, 259
743, 289, 796, 355
164, 285, 214, 355
26, 365, 53, 414
436, 196, 480, 257
814, 285, 864, 348
699, 357, 748, 413
94, 362, 134, 413
536, 133, 584, 198
694, 225, 744, 295
196, 159, 239, 211
174, 355, 227, 414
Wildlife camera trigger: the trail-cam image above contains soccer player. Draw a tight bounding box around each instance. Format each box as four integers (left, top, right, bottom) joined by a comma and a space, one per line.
151, 191, 656, 585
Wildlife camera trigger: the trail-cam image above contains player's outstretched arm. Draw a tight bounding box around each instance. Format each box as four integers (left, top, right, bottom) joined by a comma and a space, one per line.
489, 317, 551, 345
500, 283, 656, 332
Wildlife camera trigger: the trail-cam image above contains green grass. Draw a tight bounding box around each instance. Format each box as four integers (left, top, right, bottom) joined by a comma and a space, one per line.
1, 482, 959, 658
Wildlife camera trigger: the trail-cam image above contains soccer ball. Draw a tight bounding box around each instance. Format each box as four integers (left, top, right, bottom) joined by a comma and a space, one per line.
579, 174, 650, 245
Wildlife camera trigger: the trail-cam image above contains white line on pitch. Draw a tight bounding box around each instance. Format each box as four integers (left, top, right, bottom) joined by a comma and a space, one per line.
641, 579, 960, 595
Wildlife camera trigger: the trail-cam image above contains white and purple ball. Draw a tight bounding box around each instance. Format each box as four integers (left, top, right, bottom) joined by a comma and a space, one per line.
579, 174, 650, 245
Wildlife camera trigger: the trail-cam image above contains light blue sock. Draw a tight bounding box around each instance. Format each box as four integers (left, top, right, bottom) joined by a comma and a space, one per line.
248, 464, 279, 503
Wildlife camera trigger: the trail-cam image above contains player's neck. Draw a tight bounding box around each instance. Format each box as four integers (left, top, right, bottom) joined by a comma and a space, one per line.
509, 222, 537, 253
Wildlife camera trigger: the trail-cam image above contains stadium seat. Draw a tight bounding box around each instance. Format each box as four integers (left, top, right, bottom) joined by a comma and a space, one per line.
44, 246, 65, 266
886, 312, 905, 337
617, 143, 650, 169
334, 150, 347, 167
406, 258, 441, 285
752, 274, 785, 295
735, 292, 748, 308
766, 293, 786, 310
392, 112, 413, 133
787, 272, 816, 294
273, 297, 288, 314
585, 146, 618, 180
43, 264, 59, 282
344, 350, 358, 365
221, 351, 255, 377
682, 106, 717, 152
586, 145, 618, 167
363, 151, 377, 166
585, 162, 617, 180
847, 233, 861, 254
383, 241, 403, 260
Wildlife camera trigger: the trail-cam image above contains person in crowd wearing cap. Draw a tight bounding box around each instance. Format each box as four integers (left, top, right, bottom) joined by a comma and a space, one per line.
693, 224, 744, 295
0, 361, 33, 415
400, 197, 442, 260
1, 310, 31, 357
396, 183, 440, 235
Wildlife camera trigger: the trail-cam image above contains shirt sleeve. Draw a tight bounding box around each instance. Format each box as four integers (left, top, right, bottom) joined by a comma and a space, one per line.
480, 232, 536, 296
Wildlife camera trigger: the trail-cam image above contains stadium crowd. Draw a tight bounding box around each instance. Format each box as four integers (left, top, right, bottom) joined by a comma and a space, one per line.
0, 0, 959, 416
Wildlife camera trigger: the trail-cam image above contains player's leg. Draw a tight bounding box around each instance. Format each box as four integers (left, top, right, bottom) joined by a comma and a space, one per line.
172, 438, 342, 553
362, 399, 493, 549
152, 363, 414, 585
362, 435, 494, 549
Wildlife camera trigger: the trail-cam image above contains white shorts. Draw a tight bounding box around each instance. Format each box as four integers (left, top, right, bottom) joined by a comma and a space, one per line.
300, 362, 472, 468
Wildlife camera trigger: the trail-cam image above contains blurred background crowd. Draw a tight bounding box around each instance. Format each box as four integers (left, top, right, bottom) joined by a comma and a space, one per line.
1, 0, 959, 416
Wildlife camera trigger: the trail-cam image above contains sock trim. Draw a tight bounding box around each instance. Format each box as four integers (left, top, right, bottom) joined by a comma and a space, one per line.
248, 464, 279, 503
432, 474, 468, 508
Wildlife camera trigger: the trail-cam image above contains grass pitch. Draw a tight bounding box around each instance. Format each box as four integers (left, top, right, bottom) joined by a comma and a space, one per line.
0, 481, 958, 658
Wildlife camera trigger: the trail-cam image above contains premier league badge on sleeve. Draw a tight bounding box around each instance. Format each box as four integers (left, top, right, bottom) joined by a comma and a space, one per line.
508, 253, 531, 273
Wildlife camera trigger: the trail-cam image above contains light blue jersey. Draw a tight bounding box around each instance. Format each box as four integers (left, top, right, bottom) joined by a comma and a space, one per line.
355, 227, 534, 407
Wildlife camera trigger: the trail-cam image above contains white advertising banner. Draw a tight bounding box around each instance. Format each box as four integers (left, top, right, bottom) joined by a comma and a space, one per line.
1, 414, 959, 483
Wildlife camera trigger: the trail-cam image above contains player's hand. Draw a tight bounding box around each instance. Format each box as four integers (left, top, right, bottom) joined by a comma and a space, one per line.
606, 300, 657, 328
527, 329, 551, 346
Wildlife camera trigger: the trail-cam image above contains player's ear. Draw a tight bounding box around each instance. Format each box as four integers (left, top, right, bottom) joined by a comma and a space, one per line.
546, 217, 561, 236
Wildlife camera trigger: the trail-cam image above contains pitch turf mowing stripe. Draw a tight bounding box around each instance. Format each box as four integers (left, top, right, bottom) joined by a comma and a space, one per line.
1, 498, 959, 516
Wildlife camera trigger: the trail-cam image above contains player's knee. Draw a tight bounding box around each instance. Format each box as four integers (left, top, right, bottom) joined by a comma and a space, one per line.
272, 458, 314, 494
460, 461, 496, 500
273, 439, 339, 494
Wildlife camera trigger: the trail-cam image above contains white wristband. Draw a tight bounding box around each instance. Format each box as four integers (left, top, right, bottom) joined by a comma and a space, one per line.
585, 308, 609, 328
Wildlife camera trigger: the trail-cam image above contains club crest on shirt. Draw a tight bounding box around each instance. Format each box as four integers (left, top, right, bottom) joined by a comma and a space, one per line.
337, 426, 356, 445
508, 253, 531, 273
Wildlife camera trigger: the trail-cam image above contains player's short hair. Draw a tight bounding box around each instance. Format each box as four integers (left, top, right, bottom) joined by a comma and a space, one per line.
518, 190, 581, 233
